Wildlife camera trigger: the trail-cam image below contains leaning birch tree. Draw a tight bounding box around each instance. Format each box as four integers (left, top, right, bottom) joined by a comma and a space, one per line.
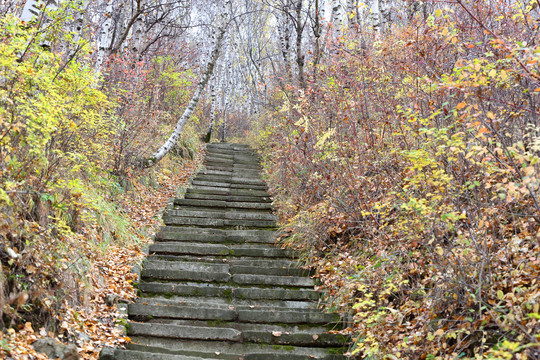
144, 2, 230, 166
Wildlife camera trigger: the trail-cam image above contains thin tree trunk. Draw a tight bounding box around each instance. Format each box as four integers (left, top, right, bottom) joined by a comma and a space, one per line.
295, 0, 306, 89
20, 0, 41, 22
145, 27, 226, 166
313, 0, 322, 68
111, 0, 142, 55
205, 76, 218, 142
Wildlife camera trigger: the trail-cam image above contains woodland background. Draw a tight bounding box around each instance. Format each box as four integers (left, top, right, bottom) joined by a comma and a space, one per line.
0, 0, 539, 359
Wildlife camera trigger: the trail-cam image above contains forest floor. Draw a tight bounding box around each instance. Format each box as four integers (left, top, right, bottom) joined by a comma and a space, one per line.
0, 151, 203, 360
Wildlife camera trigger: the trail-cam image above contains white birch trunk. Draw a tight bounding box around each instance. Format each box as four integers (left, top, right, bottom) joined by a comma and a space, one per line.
96, 2, 114, 70
21, 0, 42, 22
371, 0, 381, 30
331, 0, 343, 35
146, 26, 226, 166
68, 0, 89, 56
206, 75, 218, 141
132, 14, 145, 60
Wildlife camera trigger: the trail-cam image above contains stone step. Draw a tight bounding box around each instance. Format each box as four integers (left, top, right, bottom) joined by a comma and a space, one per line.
171, 206, 271, 214
204, 165, 261, 172
187, 188, 269, 197
138, 282, 319, 301
230, 264, 310, 277
104, 348, 343, 360
129, 303, 236, 322
129, 323, 242, 342
205, 158, 234, 165
232, 274, 314, 287
128, 322, 347, 347
148, 243, 294, 258
162, 215, 277, 228
155, 227, 276, 244
173, 199, 273, 211
195, 175, 265, 184
143, 257, 308, 277
140, 260, 230, 282
197, 171, 263, 180
99, 349, 205, 360
184, 192, 272, 203
126, 337, 345, 359
140, 263, 312, 287
165, 209, 277, 221
205, 152, 234, 159
207, 143, 251, 150
145, 256, 307, 276
204, 161, 261, 169
146, 318, 333, 333
205, 156, 260, 165
192, 180, 267, 190
134, 295, 318, 310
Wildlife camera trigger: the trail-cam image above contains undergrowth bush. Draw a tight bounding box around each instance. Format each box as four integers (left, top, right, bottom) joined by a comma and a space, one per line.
0, 12, 202, 334
256, 1, 539, 359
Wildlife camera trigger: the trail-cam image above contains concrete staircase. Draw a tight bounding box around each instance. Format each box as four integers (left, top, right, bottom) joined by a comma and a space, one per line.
101, 143, 348, 359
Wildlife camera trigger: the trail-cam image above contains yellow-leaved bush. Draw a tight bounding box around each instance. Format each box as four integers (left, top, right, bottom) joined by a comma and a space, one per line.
0, 14, 139, 326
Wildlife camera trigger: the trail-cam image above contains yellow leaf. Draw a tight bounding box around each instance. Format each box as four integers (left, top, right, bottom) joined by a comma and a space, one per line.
487, 111, 495, 120
497, 290, 504, 300
489, 69, 497, 77
436, 247, 444, 256
500, 70, 508, 80
434, 329, 445, 337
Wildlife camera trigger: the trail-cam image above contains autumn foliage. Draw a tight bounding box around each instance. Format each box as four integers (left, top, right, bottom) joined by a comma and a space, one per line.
0, 9, 204, 358
256, 1, 540, 358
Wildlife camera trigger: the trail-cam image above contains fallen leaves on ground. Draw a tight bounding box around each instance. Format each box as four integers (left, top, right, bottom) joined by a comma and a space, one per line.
1, 150, 203, 360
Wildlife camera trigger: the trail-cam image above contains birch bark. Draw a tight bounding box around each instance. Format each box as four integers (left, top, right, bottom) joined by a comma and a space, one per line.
145, 26, 226, 166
